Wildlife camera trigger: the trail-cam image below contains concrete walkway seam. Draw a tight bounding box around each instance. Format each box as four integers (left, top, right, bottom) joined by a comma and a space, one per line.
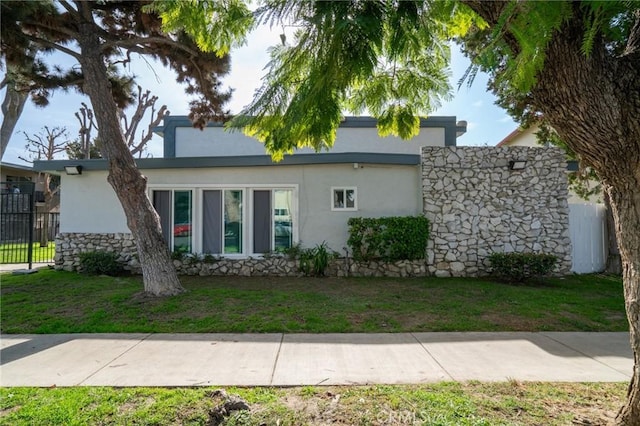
410, 332, 455, 381
269, 334, 285, 386
77, 334, 151, 386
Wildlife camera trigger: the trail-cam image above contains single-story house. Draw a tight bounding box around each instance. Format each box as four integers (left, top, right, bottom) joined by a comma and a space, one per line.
35, 116, 467, 259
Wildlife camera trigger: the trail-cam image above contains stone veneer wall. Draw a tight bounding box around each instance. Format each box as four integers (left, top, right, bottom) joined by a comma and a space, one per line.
55, 233, 138, 272
422, 146, 572, 277
54, 232, 428, 277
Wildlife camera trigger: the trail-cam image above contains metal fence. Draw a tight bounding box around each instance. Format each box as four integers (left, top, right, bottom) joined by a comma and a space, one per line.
1, 182, 59, 267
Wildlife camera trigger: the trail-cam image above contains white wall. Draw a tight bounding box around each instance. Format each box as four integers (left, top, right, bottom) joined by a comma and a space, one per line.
569, 203, 607, 273
61, 163, 421, 253
59, 172, 129, 233
175, 127, 446, 157
500, 126, 540, 147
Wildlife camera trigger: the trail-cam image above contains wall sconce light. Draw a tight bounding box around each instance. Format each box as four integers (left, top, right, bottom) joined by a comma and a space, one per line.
508, 160, 527, 171
64, 165, 83, 175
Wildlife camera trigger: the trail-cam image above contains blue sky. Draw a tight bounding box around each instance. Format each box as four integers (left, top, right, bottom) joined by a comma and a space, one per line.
2, 25, 518, 165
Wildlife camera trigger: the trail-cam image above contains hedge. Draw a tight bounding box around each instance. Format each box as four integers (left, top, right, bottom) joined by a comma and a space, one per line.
347, 216, 430, 261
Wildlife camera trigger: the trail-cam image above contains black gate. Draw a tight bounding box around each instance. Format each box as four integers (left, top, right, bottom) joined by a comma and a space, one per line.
1, 181, 59, 268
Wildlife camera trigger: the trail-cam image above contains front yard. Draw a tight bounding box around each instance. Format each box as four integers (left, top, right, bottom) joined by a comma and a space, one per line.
0, 269, 626, 334
0, 270, 629, 425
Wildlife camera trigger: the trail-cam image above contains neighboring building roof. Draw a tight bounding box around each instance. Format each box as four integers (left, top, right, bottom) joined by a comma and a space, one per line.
33, 152, 421, 173
496, 128, 524, 146
0, 161, 35, 173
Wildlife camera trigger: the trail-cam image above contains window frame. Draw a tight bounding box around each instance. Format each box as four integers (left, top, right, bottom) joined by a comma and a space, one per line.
149, 184, 297, 257
151, 189, 194, 253
331, 186, 358, 211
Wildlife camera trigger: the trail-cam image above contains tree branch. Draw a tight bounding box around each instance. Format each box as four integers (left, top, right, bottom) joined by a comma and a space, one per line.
58, 0, 80, 18
105, 36, 202, 58
22, 20, 76, 38
27, 35, 81, 59
625, 9, 640, 56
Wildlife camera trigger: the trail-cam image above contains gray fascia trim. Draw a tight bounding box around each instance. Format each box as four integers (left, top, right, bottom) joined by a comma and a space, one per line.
33, 153, 420, 172
158, 115, 459, 157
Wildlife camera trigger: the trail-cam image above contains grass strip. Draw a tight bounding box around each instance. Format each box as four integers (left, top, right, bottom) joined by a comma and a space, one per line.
0, 382, 626, 426
0, 269, 626, 334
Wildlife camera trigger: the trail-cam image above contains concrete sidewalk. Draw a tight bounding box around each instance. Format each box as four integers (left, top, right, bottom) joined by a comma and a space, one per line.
0, 263, 52, 273
0, 332, 632, 387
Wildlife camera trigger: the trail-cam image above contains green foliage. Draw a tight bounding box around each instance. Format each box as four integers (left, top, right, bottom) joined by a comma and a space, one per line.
282, 242, 304, 260
347, 216, 430, 261
145, 0, 253, 57
202, 253, 220, 264
488, 252, 558, 283
65, 138, 102, 160
535, 123, 602, 202
228, 1, 464, 159
298, 242, 336, 277
78, 251, 123, 276
459, 1, 637, 124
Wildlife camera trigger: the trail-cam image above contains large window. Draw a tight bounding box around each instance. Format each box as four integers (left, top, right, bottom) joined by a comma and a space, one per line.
152, 189, 192, 253
153, 186, 295, 256
253, 189, 293, 254
224, 190, 243, 254
201, 189, 244, 254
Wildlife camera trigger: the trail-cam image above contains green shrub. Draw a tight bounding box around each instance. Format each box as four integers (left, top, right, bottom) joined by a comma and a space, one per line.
488, 252, 558, 283
78, 251, 123, 276
282, 242, 304, 260
299, 242, 336, 277
347, 216, 430, 261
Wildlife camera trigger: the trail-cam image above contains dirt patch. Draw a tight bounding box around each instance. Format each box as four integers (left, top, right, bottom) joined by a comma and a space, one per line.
478, 312, 543, 331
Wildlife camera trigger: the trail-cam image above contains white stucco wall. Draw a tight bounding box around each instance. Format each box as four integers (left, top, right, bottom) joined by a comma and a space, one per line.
61, 163, 421, 253
175, 126, 446, 157
59, 172, 129, 234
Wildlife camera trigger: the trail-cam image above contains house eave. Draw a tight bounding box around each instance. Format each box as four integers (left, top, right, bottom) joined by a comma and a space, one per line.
33, 152, 421, 173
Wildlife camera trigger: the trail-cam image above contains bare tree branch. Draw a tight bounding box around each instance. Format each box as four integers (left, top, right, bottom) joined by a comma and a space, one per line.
625, 9, 640, 56
121, 86, 169, 158
74, 102, 98, 159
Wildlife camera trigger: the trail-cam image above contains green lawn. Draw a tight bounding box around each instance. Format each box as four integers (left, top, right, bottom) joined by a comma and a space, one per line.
0, 269, 626, 334
0, 382, 626, 425
0, 242, 55, 264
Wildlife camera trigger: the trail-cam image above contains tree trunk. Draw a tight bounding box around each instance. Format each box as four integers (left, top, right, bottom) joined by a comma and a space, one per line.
528, 12, 640, 425
607, 179, 640, 425
39, 209, 49, 247
1, 78, 28, 159
605, 191, 623, 275
461, 2, 640, 422
75, 9, 184, 296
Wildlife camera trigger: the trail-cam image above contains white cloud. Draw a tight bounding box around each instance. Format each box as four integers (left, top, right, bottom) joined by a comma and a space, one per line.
472, 100, 483, 108
498, 115, 513, 123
